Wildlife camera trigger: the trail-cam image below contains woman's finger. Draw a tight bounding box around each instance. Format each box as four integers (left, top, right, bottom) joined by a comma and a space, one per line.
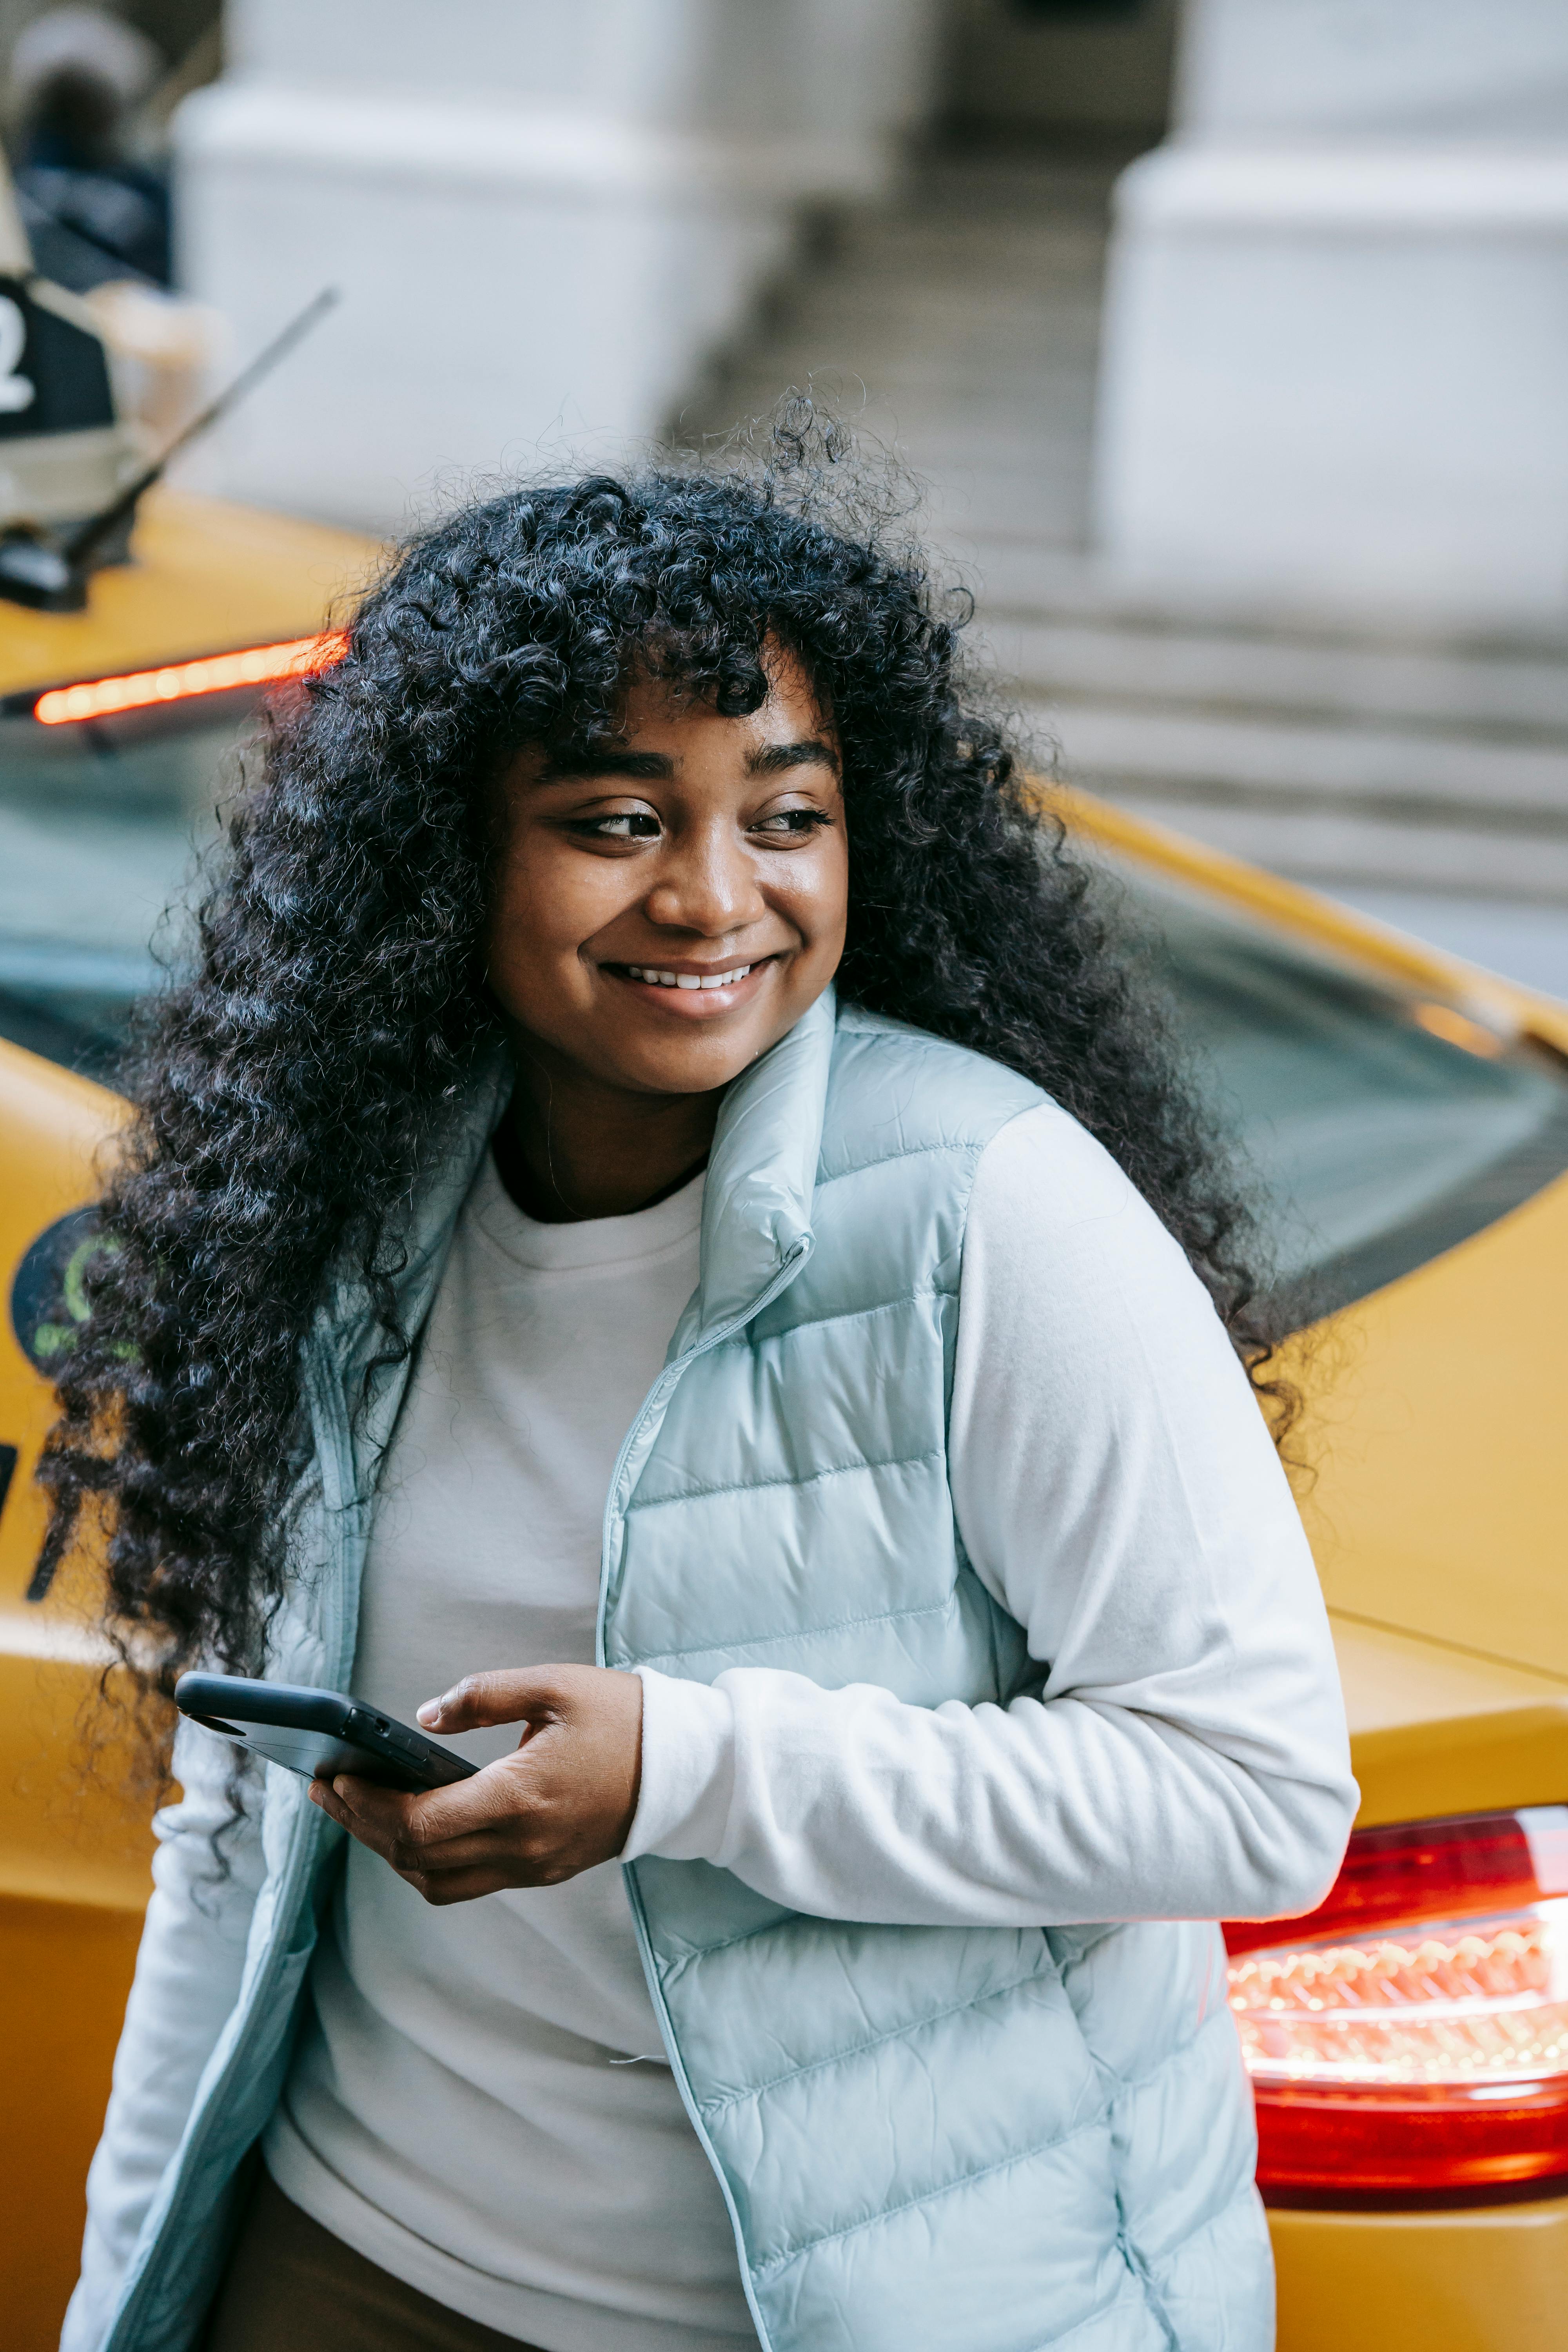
311, 1790, 498, 1880
416, 1668, 555, 1733
368, 1815, 527, 1876
322, 1773, 475, 1857
308, 1774, 415, 1863
399, 1864, 520, 1906
319, 1762, 546, 1868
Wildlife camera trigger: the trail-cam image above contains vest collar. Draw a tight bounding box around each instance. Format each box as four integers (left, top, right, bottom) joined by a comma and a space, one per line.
690, 984, 835, 1336
353, 985, 837, 1372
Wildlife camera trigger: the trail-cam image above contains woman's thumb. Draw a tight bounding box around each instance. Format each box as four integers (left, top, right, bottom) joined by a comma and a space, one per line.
417, 1669, 546, 1732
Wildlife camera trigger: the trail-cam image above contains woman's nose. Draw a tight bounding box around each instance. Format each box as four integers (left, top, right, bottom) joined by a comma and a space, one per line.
643, 827, 765, 936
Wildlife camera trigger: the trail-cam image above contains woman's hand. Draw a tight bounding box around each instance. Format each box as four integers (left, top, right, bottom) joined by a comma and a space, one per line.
308, 1665, 644, 1904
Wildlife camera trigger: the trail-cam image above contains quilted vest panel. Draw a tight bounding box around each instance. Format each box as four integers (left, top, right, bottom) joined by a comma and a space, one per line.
604, 1009, 1269, 2352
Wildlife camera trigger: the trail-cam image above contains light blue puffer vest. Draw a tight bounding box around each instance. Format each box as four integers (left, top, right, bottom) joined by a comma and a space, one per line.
96, 990, 1271, 2352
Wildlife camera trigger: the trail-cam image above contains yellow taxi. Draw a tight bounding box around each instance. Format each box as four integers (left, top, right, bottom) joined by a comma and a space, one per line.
3, 496, 1567, 2352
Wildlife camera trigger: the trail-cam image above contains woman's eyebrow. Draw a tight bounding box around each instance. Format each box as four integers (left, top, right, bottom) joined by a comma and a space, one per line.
747, 738, 840, 777
538, 749, 674, 782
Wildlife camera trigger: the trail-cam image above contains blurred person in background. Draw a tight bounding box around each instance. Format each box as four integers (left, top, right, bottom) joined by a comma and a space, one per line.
45, 436, 1355, 2352
7, 4, 169, 283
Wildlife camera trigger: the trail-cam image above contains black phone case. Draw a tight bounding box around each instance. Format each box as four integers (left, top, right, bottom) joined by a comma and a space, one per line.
173, 1673, 479, 1793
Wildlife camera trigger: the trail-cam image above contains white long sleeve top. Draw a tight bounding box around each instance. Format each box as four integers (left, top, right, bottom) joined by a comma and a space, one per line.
246, 1101, 1354, 2352
630, 1103, 1354, 1927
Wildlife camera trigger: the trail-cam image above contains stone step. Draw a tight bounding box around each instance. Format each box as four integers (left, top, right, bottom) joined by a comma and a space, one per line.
722, 353, 1095, 403
984, 617, 1568, 738
826, 242, 1106, 285
1038, 701, 1568, 826
827, 210, 1110, 252
709, 401, 1097, 472
914, 481, 1094, 541
766, 319, 1097, 356
958, 537, 1568, 655
724, 353, 1100, 402
741, 306, 1102, 349
800, 256, 1106, 299
707, 398, 1096, 457
898, 161, 1131, 212
770, 262, 1100, 303
710, 349, 1089, 401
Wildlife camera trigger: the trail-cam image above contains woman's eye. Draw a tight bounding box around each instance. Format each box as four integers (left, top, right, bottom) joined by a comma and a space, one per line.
752, 808, 831, 839
572, 811, 661, 840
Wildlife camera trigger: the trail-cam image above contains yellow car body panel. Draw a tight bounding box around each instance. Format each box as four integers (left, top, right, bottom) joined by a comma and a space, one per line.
0, 489, 376, 702
4, 541, 1567, 2345
1, 1048, 146, 2352
1297, 1166, 1568, 1677
1271, 2192, 1568, 2352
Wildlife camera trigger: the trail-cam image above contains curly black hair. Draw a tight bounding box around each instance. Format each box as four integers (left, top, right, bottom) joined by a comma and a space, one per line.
37, 428, 1287, 1763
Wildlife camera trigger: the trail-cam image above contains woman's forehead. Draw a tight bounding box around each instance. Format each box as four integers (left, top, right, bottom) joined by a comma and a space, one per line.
615, 652, 825, 740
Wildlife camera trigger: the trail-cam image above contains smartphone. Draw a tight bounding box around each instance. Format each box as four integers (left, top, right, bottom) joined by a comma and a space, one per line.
174, 1672, 480, 1793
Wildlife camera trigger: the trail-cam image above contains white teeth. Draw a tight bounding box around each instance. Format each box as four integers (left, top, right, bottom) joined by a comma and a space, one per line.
624, 963, 753, 989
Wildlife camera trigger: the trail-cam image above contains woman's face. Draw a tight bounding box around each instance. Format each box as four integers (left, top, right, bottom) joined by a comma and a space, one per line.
485, 648, 848, 1100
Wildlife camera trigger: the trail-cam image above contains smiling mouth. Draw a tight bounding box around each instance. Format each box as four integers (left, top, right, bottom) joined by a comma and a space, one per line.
608, 959, 768, 992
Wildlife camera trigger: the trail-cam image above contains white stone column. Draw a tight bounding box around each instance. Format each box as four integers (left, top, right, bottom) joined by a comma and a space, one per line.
1092, 0, 1568, 626
173, 0, 936, 530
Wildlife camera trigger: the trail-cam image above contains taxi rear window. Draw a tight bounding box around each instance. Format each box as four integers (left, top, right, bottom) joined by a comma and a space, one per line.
0, 689, 255, 1078
1122, 867, 1568, 1316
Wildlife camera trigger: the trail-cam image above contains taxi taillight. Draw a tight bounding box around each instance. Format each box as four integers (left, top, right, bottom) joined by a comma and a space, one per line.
31, 632, 348, 725
1225, 1807, 1568, 2199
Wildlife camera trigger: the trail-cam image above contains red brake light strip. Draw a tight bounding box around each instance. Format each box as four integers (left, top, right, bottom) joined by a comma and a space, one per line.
33, 632, 349, 727
1225, 1806, 1568, 2199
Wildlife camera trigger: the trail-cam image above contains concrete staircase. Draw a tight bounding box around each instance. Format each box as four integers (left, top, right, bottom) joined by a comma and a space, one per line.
675, 140, 1568, 911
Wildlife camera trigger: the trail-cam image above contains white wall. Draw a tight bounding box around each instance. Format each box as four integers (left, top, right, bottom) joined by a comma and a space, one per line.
1093, 0, 1568, 626
1175, 0, 1568, 142
174, 0, 939, 530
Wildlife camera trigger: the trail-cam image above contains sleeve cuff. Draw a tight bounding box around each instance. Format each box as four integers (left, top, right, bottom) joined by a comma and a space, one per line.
621, 1667, 737, 1863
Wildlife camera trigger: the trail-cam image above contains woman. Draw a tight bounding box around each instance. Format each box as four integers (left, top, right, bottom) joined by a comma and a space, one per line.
47, 450, 1355, 2352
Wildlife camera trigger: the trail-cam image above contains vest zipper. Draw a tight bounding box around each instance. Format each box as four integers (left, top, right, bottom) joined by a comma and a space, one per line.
600, 1233, 813, 2352
593, 1234, 812, 1673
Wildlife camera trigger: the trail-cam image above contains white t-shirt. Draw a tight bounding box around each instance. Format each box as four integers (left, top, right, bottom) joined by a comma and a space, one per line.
266, 1102, 1353, 2352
